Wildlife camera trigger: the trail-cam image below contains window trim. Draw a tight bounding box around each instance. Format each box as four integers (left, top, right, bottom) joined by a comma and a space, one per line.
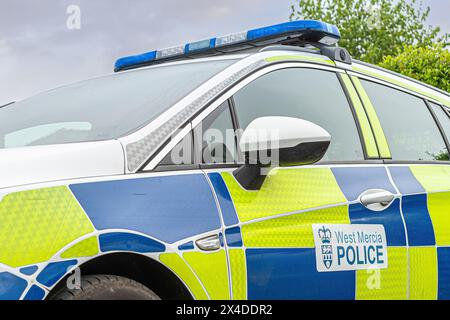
383, 160, 450, 165
349, 75, 391, 159
153, 164, 200, 172
337, 73, 374, 160
192, 99, 239, 166
443, 106, 450, 118
347, 70, 443, 106
229, 97, 244, 163
427, 101, 450, 157
354, 60, 450, 100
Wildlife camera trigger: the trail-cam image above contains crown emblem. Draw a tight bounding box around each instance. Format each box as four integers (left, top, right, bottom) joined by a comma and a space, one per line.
317, 226, 333, 270
318, 226, 332, 244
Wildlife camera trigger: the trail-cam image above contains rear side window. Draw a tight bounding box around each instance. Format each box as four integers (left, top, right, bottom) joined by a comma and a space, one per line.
158, 101, 238, 167
194, 101, 238, 164
360, 80, 449, 161
233, 68, 364, 161
158, 131, 194, 166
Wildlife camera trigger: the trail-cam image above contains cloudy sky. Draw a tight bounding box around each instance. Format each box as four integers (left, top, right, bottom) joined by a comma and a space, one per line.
0, 0, 449, 105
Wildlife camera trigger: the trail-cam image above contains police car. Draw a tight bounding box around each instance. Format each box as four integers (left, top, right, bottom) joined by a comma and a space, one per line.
1, 20, 450, 300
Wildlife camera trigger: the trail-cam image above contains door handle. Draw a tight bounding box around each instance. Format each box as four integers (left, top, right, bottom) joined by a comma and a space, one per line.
359, 189, 395, 211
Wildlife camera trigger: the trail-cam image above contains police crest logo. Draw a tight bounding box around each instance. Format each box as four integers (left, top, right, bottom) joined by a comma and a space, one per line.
313, 224, 388, 272
318, 226, 333, 270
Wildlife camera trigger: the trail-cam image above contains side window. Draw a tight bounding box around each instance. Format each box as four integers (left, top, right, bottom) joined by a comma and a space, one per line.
431, 103, 450, 144
193, 100, 238, 164
159, 131, 194, 166
232, 68, 364, 161
360, 79, 449, 161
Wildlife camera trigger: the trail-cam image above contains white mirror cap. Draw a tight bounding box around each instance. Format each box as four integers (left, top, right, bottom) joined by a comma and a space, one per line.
240, 116, 331, 153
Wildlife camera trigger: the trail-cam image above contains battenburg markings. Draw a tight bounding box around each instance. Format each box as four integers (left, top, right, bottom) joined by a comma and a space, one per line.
312, 224, 388, 272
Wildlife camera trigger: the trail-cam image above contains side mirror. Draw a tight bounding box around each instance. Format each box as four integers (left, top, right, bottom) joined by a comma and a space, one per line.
234, 116, 331, 189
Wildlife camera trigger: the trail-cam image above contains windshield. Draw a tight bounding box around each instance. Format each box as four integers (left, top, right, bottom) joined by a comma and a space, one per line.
0, 59, 236, 149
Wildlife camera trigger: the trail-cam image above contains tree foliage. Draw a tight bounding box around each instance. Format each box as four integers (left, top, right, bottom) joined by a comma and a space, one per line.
379, 44, 450, 93
290, 0, 448, 64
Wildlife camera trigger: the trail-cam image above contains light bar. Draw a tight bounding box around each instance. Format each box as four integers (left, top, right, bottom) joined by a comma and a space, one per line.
114, 20, 340, 72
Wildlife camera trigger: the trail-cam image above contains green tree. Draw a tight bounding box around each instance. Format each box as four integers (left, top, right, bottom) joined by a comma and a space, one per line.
379, 44, 450, 92
290, 0, 448, 64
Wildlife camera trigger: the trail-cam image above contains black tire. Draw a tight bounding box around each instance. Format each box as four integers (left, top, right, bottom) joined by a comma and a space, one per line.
51, 275, 160, 300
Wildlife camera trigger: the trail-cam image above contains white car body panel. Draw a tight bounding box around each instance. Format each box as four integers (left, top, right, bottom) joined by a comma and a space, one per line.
0, 140, 124, 189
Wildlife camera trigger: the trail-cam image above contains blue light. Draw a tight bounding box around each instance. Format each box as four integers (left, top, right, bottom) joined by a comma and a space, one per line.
114, 50, 157, 72
114, 20, 341, 71
247, 20, 340, 41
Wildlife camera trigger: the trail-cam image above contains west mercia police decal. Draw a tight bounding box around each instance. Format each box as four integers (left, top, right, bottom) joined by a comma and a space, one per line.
312, 224, 388, 272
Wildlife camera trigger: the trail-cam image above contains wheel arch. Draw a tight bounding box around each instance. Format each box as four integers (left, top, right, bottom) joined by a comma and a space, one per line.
46, 252, 194, 300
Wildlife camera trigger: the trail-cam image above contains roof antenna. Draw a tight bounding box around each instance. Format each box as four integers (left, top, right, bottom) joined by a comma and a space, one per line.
288, 38, 352, 64
313, 43, 352, 64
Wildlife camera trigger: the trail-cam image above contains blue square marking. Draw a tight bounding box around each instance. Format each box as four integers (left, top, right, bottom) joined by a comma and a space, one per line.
401, 194, 435, 246
225, 227, 243, 247
246, 248, 355, 300
349, 199, 406, 246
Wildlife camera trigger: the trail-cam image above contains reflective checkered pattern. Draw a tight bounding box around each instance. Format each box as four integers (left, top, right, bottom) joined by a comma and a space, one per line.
60, 236, 99, 259
159, 253, 209, 300
0, 186, 93, 267
184, 250, 230, 300
242, 206, 349, 248
222, 168, 347, 223
409, 247, 438, 300
229, 249, 246, 300
356, 248, 408, 300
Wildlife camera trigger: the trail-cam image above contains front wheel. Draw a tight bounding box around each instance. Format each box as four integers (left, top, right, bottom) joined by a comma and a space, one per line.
51, 275, 160, 300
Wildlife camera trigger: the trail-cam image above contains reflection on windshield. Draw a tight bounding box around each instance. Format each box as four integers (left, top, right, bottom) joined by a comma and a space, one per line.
427, 150, 450, 161
5, 122, 92, 148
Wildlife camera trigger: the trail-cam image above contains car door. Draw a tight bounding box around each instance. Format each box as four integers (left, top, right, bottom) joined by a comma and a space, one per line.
147, 128, 231, 301
202, 65, 408, 300
354, 78, 450, 300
